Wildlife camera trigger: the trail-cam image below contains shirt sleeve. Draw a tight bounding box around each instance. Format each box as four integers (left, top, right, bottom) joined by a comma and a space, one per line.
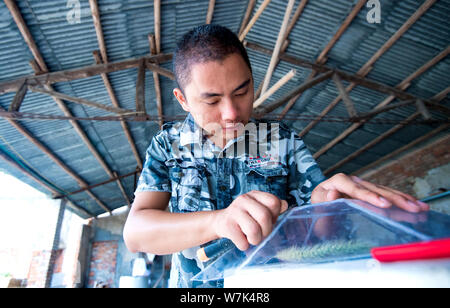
135, 134, 171, 194
286, 131, 326, 206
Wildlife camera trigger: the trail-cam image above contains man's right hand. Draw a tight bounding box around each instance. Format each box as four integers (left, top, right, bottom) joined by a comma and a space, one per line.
212, 190, 288, 251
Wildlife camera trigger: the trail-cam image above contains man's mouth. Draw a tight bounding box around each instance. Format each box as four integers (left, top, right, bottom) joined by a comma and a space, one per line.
223, 123, 242, 131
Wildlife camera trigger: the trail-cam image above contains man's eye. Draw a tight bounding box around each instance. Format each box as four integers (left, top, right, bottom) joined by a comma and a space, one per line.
235, 90, 248, 97
206, 101, 219, 105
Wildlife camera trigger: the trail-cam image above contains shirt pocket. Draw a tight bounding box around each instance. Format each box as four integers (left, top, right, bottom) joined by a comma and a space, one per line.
246, 166, 289, 201
168, 160, 205, 213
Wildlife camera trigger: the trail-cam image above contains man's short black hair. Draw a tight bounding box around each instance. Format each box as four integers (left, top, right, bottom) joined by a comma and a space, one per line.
173, 24, 252, 92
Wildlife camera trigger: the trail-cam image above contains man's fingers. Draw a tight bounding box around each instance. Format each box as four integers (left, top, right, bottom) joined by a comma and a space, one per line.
226, 222, 250, 251
246, 190, 286, 222
325, 174, 392, 209
350, 176, 424, 213
239, 194, 274, 238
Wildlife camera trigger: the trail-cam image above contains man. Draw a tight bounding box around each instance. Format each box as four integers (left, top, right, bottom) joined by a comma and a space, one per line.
123, 25, 428, 288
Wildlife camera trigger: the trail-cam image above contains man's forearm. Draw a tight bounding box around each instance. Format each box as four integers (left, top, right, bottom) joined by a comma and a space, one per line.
123, 208, 220, 255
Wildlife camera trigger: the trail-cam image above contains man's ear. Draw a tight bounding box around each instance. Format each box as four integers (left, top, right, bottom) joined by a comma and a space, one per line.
173, 88, 190, 112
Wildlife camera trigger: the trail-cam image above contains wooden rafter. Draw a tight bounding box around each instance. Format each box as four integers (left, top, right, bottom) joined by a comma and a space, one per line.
89, 0, 131, 207
54, 170, 140, 199
323, 86, 450, 175
4, 1, 133, 214
136, 58, 147, 116
206, 0, 215, 24
0, 53, 172, 95
92, 51, 143, 169
354, 124, 449, 178
89, 0, 143, 170
239, 0, 272, 41
149, 34, 164, 129
28, 86, 134, 114
254, 71, 334, 117
154, 0, 161, 54
279, 0, 366, 120
332, 73, 358, 118
299, 0, 437, 138
0, 147, 93, 218
0, 104, 111, 214
260, 0, 296, 97
312, 44, 449, 160
9, 79, 27, 112
238, 0, 256, 37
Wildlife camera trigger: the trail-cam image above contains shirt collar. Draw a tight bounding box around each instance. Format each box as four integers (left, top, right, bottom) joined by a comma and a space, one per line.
178, 113, 258, 150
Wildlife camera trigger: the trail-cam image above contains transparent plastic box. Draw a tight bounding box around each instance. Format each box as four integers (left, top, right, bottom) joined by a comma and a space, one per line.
192, 199, 450, 282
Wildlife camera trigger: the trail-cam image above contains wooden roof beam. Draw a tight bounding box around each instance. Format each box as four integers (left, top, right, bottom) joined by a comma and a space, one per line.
239, 0, 272, 41
0, 148, 94, 218
313, 44, 449, 160
323, 86, 450, 176
149, 34, 164, 129
206, 0, 215, 24
90, 0, 144, 168
299, 0, 437, 138
260, 0, 296, 96
0, 53, 172, 95
279, 0, 366, 120
0, 105, 111, 214
92, 51, 143, 169
238, 0, 256, 37
354, 124, 449, 178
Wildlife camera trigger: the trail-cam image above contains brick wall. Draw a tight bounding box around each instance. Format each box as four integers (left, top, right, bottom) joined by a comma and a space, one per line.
361, 134, 450, 198
26, 250, 51, 288
87, 241, 118, 288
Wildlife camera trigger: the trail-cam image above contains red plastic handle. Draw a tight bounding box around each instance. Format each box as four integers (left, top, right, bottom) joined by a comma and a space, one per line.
371, 238, 450, 262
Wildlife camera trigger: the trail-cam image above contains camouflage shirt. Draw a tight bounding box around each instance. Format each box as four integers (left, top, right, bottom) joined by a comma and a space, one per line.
135, 113, 325, 288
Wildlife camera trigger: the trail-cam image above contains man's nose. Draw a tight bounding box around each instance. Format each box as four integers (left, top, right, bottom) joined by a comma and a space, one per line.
221, 97, 239, 122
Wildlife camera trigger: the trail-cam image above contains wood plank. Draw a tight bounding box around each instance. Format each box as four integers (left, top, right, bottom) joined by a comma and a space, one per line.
238, 0, 256, 37
28, 86, 134, 115
239, 0, 272, 41
92, 51, 143, 169
0, 53, 172, 94
149, 34, 164, 129
136, 58, 147, 116
9, 80, 28, 112
254, 70, 333, 117
206, 0, 215, 24
260, 0, 295, 96
353, 124, 449, 177
332, 73, 358, 118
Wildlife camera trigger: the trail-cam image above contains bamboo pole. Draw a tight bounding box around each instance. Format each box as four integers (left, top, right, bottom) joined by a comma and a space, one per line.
206, 0, 215, 24
300, 0, 437, 138
149, 34, 164, 129
154, 0, 161, 54
239, 0, 272, 41
253, 69, 296, 108
238, 0, 256, 37
260, 0, 295, 96
28, 86, 134, 114
0, 53, 173, 94
92, 51, 143, 169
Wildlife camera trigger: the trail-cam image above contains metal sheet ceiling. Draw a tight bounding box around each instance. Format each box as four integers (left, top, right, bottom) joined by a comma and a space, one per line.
0, 0, 448, 218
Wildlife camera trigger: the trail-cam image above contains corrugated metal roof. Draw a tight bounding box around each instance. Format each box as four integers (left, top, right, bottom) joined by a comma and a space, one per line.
0, 0, 449, 218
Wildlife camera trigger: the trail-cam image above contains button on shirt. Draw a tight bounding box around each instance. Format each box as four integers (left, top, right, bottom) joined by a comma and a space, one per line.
135, 113, 326, 288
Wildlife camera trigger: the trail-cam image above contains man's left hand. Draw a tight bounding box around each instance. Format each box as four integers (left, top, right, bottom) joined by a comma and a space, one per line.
311, 173, 429, 213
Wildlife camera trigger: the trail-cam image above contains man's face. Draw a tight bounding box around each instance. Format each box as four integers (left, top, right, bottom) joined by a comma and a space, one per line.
173, 53, 254, 147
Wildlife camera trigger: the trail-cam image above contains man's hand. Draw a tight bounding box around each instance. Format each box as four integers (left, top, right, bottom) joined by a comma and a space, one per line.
213, 190, 288, 251
311, 173, 429, 213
